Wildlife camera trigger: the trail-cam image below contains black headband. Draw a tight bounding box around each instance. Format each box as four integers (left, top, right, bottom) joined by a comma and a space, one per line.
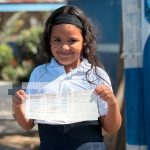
53, 14, 83, 29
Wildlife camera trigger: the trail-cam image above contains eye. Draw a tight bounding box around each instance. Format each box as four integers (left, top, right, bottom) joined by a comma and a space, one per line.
54, 38, 61, 42
51, 37, 61, 43
69, 38, 78, 43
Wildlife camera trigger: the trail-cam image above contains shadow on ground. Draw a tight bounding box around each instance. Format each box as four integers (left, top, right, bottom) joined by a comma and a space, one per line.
0, 119, 39, 150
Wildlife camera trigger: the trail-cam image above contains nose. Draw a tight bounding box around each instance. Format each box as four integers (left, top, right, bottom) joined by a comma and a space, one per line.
62, 44, 70, 51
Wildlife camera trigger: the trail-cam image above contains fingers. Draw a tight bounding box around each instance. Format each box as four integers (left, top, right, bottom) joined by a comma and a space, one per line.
12, 90, 27, 109
95, 84, 116, 105
95, 85, 111, 96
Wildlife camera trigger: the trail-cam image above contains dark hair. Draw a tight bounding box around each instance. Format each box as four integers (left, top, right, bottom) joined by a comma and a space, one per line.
40, 5, 106, 84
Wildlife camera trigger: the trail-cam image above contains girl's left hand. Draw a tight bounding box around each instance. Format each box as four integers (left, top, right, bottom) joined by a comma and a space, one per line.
95, 84, 116, 106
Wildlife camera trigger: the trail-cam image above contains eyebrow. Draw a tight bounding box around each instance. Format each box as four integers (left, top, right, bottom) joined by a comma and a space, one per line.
51, 36, 80, 39
51, 36, 60, 39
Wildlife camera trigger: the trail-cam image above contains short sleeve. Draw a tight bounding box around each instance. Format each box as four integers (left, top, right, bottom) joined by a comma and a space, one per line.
97, 96, 108, 116
26, 67, 38, 94
96, 68, 112, 116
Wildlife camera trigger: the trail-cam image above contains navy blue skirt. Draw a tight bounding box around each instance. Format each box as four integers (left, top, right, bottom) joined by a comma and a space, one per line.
38, 121, 104, 150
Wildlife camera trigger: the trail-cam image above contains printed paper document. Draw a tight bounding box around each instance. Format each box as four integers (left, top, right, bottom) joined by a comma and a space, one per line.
25, 90, 99, 124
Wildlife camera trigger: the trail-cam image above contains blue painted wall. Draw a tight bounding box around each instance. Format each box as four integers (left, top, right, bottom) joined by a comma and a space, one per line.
68, 0, 122, 43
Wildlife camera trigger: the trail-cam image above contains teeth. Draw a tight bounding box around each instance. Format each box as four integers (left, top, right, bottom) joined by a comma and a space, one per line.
60, 53, 71, 55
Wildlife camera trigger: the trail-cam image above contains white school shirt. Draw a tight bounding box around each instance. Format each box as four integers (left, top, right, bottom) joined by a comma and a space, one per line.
26, 58, 111, 124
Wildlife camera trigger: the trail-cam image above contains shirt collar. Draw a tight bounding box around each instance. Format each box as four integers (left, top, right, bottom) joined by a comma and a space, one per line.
49, 58, 63, 67
48, 57, 91, 73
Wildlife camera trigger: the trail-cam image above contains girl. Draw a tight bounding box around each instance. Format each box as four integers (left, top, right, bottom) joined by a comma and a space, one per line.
12, 5, 122, 150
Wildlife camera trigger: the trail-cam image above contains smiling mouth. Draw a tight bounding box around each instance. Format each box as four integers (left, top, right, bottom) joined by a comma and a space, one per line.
58, 52, 73, 56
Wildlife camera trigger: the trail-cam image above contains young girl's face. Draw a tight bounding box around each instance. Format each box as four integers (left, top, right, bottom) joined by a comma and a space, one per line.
50, 23, 84, 72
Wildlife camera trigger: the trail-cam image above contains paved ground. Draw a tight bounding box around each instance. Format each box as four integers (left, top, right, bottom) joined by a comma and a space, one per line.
0, 118, 39, 150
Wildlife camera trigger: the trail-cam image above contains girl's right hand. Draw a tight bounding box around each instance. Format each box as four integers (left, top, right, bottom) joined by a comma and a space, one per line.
12, 90, 27, 109
12, 90, 35, 130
